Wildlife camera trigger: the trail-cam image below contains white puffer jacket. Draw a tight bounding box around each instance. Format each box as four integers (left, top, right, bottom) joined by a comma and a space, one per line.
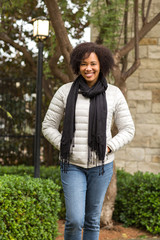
42, 82, 135, 168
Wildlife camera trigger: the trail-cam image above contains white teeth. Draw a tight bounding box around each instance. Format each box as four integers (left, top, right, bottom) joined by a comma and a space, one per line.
85, 73, 94, 77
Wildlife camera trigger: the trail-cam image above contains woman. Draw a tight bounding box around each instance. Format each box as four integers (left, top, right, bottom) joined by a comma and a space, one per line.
42, 42, 135, 240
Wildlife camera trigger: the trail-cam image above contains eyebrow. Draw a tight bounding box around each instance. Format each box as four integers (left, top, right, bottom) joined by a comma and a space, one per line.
81, 60, 97, 63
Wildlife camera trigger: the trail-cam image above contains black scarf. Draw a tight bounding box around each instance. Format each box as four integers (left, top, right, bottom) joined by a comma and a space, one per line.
60, 73, 107, 174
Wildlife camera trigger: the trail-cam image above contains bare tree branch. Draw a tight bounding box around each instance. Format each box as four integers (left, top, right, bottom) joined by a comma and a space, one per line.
119, 12, 160, 58
122, 59, 140, 80
49, 44, 71, 83
0, 32, 36, 74
134, 0, 139, 61
122, 0, 140, 80
45, 0, 74, 81
122, 0, 129, 73
124, 0, 129, 46
145, 0, 152, 24
142, 0, 152, 25
106, 0, 110, 5
141, 0, 145, 24
49, 65, 70, 84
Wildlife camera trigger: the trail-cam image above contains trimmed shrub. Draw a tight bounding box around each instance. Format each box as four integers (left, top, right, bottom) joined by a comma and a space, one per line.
0, 165, 66, 219
113, 170, 160, 235
0, 165, 34, 176
0, 175, 61, 239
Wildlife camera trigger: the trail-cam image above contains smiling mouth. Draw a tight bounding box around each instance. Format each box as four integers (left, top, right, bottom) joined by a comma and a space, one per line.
85, 73, 94, 78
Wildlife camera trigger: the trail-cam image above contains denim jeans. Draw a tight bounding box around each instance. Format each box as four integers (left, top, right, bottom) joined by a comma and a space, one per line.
60, 161, 113, 240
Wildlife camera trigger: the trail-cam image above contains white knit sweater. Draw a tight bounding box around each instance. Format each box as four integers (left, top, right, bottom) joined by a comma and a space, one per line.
42, 82, 135, 168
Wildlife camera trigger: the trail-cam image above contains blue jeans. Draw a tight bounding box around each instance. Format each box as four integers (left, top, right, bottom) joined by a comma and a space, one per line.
60, 161, 113, 240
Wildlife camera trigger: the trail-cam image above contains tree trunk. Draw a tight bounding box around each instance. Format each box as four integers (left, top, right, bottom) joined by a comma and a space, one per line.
101, 161, 117, 229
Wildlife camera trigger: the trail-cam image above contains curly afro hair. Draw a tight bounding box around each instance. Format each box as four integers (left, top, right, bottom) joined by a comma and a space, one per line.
70, 42, 114, 76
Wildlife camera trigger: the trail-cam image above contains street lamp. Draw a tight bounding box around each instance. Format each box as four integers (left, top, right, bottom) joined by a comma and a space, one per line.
32, 17, 49, 178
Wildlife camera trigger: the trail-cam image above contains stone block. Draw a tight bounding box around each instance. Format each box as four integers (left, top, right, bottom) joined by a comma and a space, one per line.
145, 148, 160, 155
145, 155, 152, 163
115, 160, 126, 169
152, 156, 160, 163
139, 83, 160, 90
136, 113, 160, 124
127, 90, 152, 100
125, 161, 138, 174
135, 124, 160, 137
139, 45, 148, 58
128, 100, 137, 108
126, 147, 145, 161
148, 46, 160, 59
129, 136, 150, 148
129, 108, 136, 116
126, 77, 139, 90
138, 162, 160, 174
115, 150, 126, 160
150, 136, 160, 148
140, 59, 160, 69
152, 103, 160, 113
140, 38, 158, 45
152, 0, 160, 5
152, 89, 160, 103
139, 69, 160, 82
136, 101, 151, 113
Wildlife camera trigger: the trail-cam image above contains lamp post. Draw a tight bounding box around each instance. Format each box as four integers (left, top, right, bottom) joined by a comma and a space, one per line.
32, 17, 49, 178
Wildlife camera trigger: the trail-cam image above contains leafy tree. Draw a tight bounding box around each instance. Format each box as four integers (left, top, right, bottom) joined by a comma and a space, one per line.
90, 0, 126, 50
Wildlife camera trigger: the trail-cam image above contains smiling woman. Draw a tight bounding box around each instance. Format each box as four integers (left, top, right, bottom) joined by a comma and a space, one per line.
42, 42, 135, 240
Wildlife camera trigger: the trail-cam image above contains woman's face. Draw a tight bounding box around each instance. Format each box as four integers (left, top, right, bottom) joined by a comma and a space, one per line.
80, 52, 100, 87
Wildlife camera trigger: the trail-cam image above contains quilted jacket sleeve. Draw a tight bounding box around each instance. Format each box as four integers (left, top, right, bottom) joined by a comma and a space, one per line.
42, 85, 66, 150
107, 87, 135, 152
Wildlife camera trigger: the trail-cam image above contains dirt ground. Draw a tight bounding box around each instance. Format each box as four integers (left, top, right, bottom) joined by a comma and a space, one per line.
56, 220, 160, 240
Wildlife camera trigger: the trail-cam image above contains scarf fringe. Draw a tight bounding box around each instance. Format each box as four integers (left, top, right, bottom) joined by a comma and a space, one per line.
88, 146, 105, 175
60, 158, 69, 173
99, 162, 105, 175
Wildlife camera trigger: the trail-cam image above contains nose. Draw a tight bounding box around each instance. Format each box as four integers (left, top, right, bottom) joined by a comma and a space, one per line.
86, 64, 92, 71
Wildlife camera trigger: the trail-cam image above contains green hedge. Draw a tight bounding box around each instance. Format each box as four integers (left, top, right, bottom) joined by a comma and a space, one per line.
0, 175, 61, 239
0, 165, 66, 219
113, 170, 160, 235
0, 165, 34, 176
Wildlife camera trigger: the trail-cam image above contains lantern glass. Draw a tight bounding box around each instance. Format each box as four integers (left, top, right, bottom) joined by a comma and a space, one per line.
33, 19, 49, 40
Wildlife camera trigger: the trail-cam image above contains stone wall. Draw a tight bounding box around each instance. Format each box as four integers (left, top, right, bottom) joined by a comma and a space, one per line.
115, 3, 160, 174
